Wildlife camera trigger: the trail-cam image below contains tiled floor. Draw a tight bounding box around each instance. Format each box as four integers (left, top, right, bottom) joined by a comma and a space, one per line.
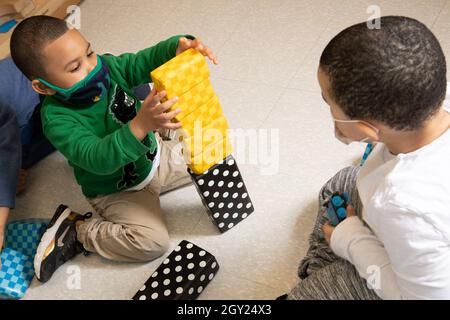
12, 0, 449, 300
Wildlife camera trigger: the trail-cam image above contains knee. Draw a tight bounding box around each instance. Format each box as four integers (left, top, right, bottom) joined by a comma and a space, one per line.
126, 226, 170, 262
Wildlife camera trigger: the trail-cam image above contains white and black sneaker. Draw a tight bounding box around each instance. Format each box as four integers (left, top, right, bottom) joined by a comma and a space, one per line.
34, 204, 92, 283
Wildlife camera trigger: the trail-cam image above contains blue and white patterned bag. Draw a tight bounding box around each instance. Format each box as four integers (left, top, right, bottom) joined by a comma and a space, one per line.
0, 219, 48, 299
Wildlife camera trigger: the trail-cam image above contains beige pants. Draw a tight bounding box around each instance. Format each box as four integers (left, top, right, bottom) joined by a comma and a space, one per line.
77, 134, 192, 262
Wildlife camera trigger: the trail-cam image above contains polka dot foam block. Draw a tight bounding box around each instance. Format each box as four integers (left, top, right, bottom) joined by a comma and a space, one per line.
188, 155, 254, 233
1, 219, 48, 299
132, 240, 219, 300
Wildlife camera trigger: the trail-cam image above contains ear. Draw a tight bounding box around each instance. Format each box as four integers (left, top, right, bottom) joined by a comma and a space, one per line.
31, 79, 56, 96
356, 121, 380, 142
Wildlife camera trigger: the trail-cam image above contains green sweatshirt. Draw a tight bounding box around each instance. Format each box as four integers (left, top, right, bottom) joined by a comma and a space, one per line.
41, 35, 187, 198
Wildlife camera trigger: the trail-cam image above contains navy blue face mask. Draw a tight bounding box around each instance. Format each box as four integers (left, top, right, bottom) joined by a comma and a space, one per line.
38, 55, 111, 106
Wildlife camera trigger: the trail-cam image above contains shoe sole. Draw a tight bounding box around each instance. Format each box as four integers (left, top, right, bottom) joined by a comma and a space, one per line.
34, 207, 72, 281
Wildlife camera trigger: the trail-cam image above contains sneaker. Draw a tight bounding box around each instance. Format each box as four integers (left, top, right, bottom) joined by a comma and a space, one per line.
276, 294, 288, 300
34, 204, 92, 283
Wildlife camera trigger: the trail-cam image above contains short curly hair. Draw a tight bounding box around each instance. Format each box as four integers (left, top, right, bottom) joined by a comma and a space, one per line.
320, 16, 447, 131
10, 15, 69, 80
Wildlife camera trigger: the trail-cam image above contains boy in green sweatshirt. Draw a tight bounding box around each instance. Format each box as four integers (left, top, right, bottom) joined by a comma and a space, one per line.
10, 15, 219, 283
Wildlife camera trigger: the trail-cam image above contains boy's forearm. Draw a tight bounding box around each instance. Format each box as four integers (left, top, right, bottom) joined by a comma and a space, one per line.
331, 217, 403, 299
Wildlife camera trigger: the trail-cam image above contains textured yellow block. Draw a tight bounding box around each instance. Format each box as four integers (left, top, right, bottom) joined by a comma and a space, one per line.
150, 48, 232, 174
150, 48, 210, 99
173, 79, 216, 121
180, 95, 223, 137
179, 116, 230, 159
188, 137, 233, 174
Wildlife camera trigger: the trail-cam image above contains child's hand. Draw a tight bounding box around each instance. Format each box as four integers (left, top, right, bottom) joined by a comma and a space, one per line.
0, 207, 8, 269
0, 230, 5, 269
130, 88, 182, 141
176, 37, 219, 65
16, 169, 27, 195
0, 226, 4, 269
323, 204, 356, 245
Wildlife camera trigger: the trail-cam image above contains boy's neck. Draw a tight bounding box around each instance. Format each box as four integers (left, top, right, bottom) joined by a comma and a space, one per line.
382, 107, 450, 155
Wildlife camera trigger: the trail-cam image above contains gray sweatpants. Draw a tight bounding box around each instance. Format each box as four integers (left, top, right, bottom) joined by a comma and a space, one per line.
288, 166, 381, 300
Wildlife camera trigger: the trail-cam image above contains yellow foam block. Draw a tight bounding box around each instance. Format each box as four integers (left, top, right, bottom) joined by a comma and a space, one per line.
178, 116, 230, 159
180, 95, 223, 136
173, 79, 216, 121
150, 48, 233, 173
150, 48, 209, 99
188, 137, 233, 174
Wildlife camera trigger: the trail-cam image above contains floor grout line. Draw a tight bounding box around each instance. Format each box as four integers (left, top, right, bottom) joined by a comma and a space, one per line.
430, 0, 449, 29
256, 87, 290, 130
285, 15, 333, 89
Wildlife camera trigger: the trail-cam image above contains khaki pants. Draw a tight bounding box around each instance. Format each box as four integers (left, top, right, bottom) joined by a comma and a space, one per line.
77, 134, 192, 262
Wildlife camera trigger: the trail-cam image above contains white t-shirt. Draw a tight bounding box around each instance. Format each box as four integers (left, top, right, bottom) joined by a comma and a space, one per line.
331, 83, 450, 299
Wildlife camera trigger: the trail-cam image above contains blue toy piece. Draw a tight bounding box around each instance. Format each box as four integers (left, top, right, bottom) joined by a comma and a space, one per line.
0, 19, 17, 33
325, 192, 349, 226
360, 143, 374, 166
0, 219, 48, 299
0, 248, 34, 299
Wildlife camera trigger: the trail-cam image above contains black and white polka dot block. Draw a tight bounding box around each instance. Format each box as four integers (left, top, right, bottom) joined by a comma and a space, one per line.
188, 155, 254, 233
132, 241, 219, 300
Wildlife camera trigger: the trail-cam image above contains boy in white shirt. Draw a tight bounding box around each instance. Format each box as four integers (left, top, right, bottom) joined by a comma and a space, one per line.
288, 16, 450, 300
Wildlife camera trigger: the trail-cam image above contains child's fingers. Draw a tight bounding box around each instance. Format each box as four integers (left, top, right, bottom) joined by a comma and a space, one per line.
346, 205, 356, 217
209, 53, 219, 64
193, 39, 210, 54
322, 221, 333, 232
194, 42, 207, 54
192, 38, 202, 47
186, 38, 219, 64
199, 45, 219, 64
163, 121, 183, 130
148, 87, 157, 99
202, 46, 215, 62
143, 88, 163, 108
196, 43, 205, 52
154, 96, 178, 114
152, 91, 167, 106
179, 37, 191, 50
149, 93, 172, 114
322, 222, 334, 244
161, 108, 181, 121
